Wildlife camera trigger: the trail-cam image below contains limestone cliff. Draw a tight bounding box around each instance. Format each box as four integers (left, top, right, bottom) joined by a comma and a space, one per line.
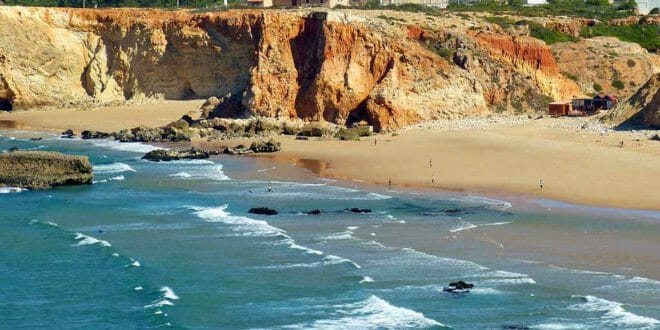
0, 7, 584, 130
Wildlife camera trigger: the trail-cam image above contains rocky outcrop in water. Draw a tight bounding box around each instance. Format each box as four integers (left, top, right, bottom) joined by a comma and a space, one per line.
0, 151, 93, 189
248, 207, 278, 215
141, 148, 210, 162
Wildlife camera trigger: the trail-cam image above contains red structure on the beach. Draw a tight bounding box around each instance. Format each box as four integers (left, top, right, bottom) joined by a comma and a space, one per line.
549, 94, 618, 117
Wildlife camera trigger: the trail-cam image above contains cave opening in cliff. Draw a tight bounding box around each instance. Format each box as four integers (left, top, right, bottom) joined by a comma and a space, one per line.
0, 99, 12, 111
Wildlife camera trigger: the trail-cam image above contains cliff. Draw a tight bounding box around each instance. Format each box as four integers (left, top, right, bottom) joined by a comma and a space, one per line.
604, 73, 660, 129
0, 7, 585, 130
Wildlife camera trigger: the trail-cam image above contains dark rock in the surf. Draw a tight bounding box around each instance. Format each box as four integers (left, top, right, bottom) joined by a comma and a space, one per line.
443, 280, 474, 293
0, 151, 93, 189
81, 130, 111, 139
224, 144, 253, 155
141, 148, 209, 162
249, 139, 281, 153
345, 208, 372, 214
8, 146, 19, 152
502, 325, 530, 330
61, 129, 75, 138
304, 209, 322, 215
444, 208, 465, 215
248, 207, 278, 216
651, 134, 660, 141
29, 137, 43, 141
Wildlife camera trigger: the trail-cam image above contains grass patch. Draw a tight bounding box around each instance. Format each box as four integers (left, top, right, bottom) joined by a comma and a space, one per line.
580, 23, 660, 51
562, 71, 579, 82
484, 16, 513, 29
517, 20, 578, 44
593, 82, 603, 92
611, 79, 625, 90
447, 0, 635, 20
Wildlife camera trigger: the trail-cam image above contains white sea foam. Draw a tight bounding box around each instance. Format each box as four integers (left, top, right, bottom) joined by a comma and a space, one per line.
169, 164, 229, 181
319, 231, 354, 241
129, 259, 141, 267
346, 226, 359, 231
265, 255, 361, 270
359, 276, 375, 283
0, 186, 25, 193
170, 172, 192, 178
144, 287, 179, 309
134, 286, 143, 291
110, 175, 125, 181
191, 205, 286, 238
480, 277, 536, 285
281, 238, 324, 256
368, 192, 392, 200
281, 295, 443, 329
535, 322, 586, 329
72, 233, 111, 247
89, 139, 163, 153
455, 195, 512, 210
450, 221, 512, 233
160, 287, 179, 300
567, 295, 659, 327
94, 162, 136, 174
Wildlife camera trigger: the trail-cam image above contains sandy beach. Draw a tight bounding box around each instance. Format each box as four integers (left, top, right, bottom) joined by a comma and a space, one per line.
2, 103, 659, 211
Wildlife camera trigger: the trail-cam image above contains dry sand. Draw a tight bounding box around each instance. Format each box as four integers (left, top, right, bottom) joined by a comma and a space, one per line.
1, 103, 659, 211
0, 100, 203, 133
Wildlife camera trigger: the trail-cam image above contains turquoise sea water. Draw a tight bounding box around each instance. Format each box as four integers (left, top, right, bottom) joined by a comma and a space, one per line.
1, 131, 659, 329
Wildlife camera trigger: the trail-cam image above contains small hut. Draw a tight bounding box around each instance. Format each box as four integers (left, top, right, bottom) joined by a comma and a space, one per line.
593, 93, 618, 110
548, 101, 571, 116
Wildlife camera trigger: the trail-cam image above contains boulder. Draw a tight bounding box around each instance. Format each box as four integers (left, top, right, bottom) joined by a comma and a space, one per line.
224, 144, 253, 155
0, 151, 93, 189
141, 148, 210, 162
345, 208, 372, 214
443, 280, 474, 293
304, 209, 322, 215
301, 122, 337, 137
61, 129, 75, 139
651, 134, 660, 141
81, 130, 111, 139
248, 207, 278, 215
249, 139, 281, 153
29, 137, 43, 141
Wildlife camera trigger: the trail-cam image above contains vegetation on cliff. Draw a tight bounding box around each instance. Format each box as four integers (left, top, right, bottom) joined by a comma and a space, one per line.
580, 23, 659, 51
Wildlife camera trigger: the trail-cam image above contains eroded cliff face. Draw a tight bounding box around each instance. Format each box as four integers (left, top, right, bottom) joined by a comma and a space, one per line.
0, 7, 582, 130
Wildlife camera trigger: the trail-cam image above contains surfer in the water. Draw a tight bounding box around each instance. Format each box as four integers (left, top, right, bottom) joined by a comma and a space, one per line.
267, 185, 273, 193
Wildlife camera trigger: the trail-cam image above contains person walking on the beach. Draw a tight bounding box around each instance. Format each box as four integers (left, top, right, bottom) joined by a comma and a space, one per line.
430, 159, 432, 168
539, 179, 544, 190
431, 175, 435, 184
374, 138, 377, 146
388, 178, 392, 190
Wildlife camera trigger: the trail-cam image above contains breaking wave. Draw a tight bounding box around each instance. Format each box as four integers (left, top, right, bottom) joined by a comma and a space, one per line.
72, 233, 112, 247
567, 295, 659, 328
279, 295, 443, 329
89, 139, 163, 153
94, 162, 136, 174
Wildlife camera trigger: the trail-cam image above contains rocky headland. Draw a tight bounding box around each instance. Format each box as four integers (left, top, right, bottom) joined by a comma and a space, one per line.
0, 151, 93, 189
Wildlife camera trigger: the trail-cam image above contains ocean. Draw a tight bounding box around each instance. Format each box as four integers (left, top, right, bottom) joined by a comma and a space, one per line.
1, 130, 659, 329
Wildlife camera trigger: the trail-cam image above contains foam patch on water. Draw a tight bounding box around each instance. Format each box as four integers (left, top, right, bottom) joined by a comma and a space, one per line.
128, 258, 141, 267
450, 221, 512, 233
319, 230, 355, 241
144, 286, 179, 309
168, 164, 229, 181
453, 195, 512, 210
0, 187, 26, 194
191, 205, 287, 238
265, 255, 361, 270
281, 295, 443, 329
170, 172, 192, 178
567, 295, 659, 327
110, 175, 125, 181
94, 162, 136, 174
72, 233, 112, 247
89, 139, 163, 153
360, 276, 375, 284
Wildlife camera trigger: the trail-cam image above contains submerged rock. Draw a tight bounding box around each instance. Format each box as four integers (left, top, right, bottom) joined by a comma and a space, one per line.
0, 151, 93, 189
141, 148, 209, 162
304, 209, 322, 215
248, 207, 278, 216
345, 208, 372, 214
224, 144, 253, 155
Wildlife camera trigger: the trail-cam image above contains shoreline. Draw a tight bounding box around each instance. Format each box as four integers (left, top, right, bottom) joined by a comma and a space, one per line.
2, 102, 660, 212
